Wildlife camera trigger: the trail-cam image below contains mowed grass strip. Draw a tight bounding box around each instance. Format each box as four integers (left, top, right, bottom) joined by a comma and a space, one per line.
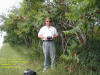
0, 43, 44, 75
0, 43, 67, 75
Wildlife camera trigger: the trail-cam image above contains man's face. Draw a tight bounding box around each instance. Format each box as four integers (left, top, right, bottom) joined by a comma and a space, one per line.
45, 18, 51, 26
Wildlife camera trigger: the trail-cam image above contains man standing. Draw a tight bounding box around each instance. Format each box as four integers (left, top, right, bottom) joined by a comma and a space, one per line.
38, 18, 58, 72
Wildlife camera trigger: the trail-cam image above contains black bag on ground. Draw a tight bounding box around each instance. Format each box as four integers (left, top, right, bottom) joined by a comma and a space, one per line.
24, 69, 36, 75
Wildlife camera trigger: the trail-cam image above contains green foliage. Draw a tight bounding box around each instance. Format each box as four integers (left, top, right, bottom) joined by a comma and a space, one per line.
60, 49, 79, 63
63, 25, 80, 34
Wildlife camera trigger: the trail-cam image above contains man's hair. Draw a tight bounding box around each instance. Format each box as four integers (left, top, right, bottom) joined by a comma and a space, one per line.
45, 17, 52, 21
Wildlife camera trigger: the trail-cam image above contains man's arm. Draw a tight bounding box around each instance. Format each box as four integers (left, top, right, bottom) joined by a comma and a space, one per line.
52, 35, 58, 39
52, 27, 58, 39
38, 35, 47, 40
38, 27, 47, 40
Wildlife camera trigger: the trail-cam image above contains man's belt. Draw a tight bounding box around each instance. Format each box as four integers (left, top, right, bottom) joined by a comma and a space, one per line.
43, 40, 53, 42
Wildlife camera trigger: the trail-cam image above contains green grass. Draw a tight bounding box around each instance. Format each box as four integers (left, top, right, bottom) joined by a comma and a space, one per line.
0, 43, 99, 75
0, 43, 67, 75
0, 43, 42, 75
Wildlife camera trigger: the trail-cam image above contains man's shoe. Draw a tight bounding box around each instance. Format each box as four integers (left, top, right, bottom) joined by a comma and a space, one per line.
42, 68, 47, 72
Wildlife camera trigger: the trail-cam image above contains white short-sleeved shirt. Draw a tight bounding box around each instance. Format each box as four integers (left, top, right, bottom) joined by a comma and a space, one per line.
38, 26, 58, 40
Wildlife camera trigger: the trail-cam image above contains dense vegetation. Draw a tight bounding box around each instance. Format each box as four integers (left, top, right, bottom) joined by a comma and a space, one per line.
0, 0, 100, 75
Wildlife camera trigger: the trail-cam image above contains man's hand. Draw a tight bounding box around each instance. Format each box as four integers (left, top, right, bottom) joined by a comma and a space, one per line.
38, 35, 47, 40
51, 35, 58, 40
38, 35, 58, 40
44, 37, 48, 40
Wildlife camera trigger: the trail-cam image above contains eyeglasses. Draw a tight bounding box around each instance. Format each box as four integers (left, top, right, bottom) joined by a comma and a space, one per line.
46, 21, 51, 22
